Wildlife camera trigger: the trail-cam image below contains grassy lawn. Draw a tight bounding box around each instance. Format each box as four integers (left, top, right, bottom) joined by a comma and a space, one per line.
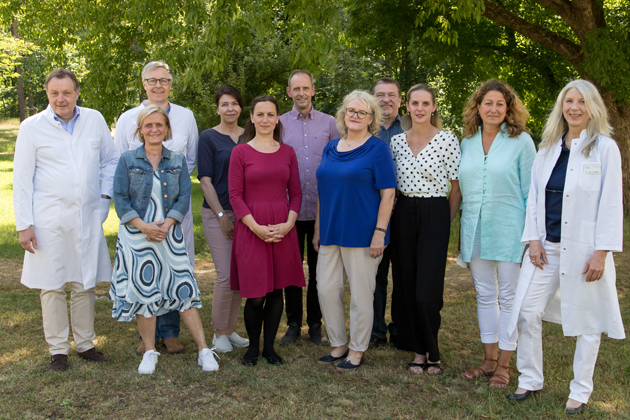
0, 119, 628, 419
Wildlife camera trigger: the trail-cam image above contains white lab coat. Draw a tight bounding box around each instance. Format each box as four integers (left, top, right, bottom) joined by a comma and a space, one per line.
508, 131, 625, 339
13, 106, 120, 290
114, 101, 198, 175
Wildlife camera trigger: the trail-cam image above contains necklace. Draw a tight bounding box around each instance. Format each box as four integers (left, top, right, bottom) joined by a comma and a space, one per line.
408, 128, 433, 153
343, 133, 370, 149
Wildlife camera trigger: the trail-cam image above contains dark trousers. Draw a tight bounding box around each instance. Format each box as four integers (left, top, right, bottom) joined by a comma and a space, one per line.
371, 245, 396, 339
284, 220, 322, 329
391, 195, 450, 363
140, 311, 180, 342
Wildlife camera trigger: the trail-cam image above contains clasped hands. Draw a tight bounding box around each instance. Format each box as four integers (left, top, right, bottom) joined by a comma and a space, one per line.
252, 222, 292, 243
138, 218, 175, 243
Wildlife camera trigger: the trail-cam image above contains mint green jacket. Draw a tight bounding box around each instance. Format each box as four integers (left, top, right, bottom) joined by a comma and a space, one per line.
459, 126, 536, 263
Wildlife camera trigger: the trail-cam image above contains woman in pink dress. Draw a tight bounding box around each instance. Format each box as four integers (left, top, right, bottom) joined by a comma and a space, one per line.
229, 95, 305, 366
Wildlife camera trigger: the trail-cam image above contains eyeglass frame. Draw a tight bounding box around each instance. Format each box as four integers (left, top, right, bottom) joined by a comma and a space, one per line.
345, 108, 373, 119
144, 78, 172, 86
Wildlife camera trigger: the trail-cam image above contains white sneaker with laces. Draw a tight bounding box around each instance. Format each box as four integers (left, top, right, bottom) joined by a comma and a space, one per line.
138, 350, 160, 374
198, 347, 220, 372
212, 334, 233, 353
227, 332, 250, 348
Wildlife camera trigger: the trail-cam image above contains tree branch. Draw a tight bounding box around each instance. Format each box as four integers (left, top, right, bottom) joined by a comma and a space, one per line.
482, 1, 583, 67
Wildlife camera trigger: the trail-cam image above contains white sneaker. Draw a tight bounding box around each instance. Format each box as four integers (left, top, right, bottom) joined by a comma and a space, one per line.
212, 334, 233, 353
227, 332, 250, 348
198, 347, 220, 372
138, 350, 160, 374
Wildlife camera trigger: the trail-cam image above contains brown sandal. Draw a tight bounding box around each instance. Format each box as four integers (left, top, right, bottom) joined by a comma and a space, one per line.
461, 358, 497, 380
489, 364, 518, 388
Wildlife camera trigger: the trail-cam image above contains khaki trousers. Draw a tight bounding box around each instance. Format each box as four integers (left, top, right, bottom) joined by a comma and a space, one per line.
40, 282, 96, 355
317, 245, 382, 352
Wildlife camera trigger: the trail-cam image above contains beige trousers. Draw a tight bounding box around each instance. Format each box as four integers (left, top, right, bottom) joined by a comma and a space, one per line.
317, 245, 382, 352
40, 282, 96, 355
202, 208, 242, 329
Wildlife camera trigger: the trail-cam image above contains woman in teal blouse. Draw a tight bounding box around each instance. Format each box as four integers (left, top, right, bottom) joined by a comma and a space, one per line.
458, 79, 536, 388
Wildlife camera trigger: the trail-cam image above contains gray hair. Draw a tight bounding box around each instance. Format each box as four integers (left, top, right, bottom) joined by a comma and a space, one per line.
540, 79, 613, 157
335, 90, 383, 137
141, 61, 173, 81
288, 69, 313, 88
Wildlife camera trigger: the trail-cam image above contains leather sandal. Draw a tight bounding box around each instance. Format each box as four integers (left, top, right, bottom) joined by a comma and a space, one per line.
407, 362, 425, 373
425, 362, 443, 375
461, 358, 497, 380
489, 363, 518, 388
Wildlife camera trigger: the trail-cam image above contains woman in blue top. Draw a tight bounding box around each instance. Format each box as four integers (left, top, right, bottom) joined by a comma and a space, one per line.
111, 105, 219, 375
313, 90, 397, 372
458, 80, 536, 387
198, 85, 249, 353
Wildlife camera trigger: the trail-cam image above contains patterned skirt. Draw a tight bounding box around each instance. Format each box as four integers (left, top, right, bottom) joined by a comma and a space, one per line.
109, 171, 201, 322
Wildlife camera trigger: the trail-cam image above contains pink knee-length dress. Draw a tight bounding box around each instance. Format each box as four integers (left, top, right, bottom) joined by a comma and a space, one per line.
228, 143, 306, 298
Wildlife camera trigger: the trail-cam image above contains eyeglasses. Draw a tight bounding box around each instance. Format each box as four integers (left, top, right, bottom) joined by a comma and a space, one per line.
345, 108, 372, 119
144, 78, 172, 86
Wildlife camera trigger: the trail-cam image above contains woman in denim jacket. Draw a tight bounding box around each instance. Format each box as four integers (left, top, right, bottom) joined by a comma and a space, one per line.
110, 105, 219, 375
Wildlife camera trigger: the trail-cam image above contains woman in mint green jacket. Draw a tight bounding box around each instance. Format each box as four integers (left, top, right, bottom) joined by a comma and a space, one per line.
458, 80, 536, 388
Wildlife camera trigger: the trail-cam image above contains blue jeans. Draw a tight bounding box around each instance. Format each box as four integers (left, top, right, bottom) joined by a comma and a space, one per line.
372, 245, 397, 339
139, 311, 180, 342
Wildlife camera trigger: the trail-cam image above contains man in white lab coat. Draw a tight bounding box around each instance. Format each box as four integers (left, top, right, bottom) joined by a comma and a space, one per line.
13, 68, 119, 371
114, 61, 198, 354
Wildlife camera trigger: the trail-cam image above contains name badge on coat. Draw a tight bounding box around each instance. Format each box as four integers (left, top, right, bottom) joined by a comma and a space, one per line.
583, 164, 601, 175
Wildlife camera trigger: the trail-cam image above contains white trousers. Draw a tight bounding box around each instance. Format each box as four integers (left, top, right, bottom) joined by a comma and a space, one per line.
40, 282, 96, 355
469, 227, 520, 350
516, 241, 601, 404
317, 246, 382, 352
181, 202, 195, 269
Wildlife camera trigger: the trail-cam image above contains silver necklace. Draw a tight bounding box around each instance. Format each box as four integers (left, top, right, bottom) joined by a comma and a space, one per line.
409, 129, 432, 153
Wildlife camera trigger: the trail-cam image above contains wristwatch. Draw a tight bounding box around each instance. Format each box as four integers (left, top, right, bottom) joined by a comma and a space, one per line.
101, 194, 111, 199
217, 211, 225, 218
375, 227, 386, 233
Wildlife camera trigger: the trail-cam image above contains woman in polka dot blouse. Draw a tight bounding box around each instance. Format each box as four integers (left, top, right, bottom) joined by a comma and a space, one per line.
458, 79, 536, 388
389, 83, 461, 375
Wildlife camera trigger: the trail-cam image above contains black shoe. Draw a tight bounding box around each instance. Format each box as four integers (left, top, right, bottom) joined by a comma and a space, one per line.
241, 356, 257, 367
336, 357, 365, 372
308, 326, 329, 346
565, 403, 585, 415
262, 352, 283, 365
317, 350, 349, 365
506, 390, 534, 402
279, 324, 301, 345
368, 335, 386, 349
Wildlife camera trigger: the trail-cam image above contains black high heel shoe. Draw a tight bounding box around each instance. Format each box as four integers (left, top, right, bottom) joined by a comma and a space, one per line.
262, 353, 283, 365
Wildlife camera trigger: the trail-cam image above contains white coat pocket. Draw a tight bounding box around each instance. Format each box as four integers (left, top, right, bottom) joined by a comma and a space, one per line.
579, 163, 601, 191
579, 220, 596, 251
87, 138, 101, 162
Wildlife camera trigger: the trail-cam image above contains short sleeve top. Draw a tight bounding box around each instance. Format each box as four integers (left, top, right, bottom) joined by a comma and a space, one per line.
316, 136, 397, 247
390, 131, 461, 197
197, 128, 240, 210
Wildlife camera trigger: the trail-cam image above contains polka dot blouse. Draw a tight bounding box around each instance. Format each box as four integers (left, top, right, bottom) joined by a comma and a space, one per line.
389, 131, 461, 197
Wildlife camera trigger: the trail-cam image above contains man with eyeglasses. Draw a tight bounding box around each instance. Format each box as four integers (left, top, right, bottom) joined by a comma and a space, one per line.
278, 69, 340, 346
114, 60, 199, 355
369, 77, 404, 349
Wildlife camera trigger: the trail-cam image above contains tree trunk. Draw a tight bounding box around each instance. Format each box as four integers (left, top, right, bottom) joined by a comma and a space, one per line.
602, 93, 630, 214
27, 91, 34, 116
12, 20, 26, 122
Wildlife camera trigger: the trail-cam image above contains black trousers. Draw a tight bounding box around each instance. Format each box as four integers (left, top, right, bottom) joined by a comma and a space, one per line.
284, 220, 322, 329
391, 195, 450, 362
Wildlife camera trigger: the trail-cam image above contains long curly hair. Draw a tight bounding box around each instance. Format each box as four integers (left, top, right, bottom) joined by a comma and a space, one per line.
462, 79, 530, 139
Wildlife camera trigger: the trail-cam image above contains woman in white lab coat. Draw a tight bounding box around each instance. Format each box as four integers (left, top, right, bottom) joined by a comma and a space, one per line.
506, 80, 624, 415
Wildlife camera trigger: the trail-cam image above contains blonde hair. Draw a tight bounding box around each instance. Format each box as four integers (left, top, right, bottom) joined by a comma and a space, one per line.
335, 90, 383, 138
134, 105, 172, 143
401, 83, 443, 131
540, 79, 613, 157
462, 79, 530, 139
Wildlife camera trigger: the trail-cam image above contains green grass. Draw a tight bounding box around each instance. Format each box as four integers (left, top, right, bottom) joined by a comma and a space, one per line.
0, 119, 629, 419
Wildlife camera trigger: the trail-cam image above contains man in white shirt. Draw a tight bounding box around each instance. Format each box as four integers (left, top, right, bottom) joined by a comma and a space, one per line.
114, 61, 199, 355
13, 68, 119, 371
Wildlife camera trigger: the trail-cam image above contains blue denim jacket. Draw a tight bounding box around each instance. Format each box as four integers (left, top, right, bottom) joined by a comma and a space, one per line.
114, 145, 191, 225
